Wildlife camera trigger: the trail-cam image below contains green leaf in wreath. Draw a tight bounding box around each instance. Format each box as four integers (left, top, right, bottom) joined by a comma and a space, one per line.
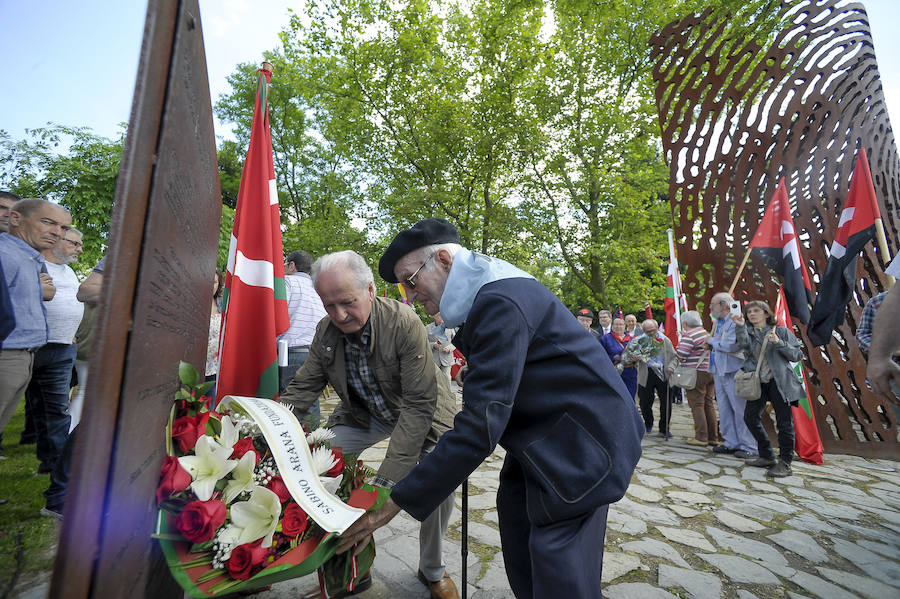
206, 415, 222, 437
178, 361, 199, 388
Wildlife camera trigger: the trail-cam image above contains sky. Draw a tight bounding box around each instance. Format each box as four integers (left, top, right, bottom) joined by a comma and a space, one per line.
1, 0, 899, 149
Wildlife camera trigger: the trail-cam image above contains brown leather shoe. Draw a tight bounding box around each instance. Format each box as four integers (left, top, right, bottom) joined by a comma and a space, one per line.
417, 570, 460, 599
300, 573, 372, 599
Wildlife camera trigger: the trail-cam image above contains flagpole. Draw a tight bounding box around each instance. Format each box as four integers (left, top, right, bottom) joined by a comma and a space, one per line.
875, 218, 895, 288
728, 246, 753, 296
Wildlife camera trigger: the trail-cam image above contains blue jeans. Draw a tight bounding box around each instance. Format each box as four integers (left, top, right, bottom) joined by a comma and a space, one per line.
278, 347, 319, 429
25, 343, 76, 471
44, 424, 77, 511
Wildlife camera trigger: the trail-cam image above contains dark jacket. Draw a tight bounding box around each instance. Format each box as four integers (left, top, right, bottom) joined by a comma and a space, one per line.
391, 278, 644, 526
735, 323, 806, 405
279, 296, 458, 482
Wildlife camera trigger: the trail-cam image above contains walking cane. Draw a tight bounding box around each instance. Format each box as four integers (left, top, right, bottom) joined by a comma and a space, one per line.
665, 384, 673, 442
461, 478, 468, 599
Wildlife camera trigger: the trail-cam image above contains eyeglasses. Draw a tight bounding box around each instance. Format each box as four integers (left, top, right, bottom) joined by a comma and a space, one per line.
404, 253, 435, 289
63, 239, 83, 248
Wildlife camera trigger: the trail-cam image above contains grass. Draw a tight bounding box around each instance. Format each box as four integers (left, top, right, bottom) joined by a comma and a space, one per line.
0, 401, 61, 597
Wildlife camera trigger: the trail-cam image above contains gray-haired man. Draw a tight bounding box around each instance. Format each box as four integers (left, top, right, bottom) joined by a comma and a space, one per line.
280, 250, 460, 599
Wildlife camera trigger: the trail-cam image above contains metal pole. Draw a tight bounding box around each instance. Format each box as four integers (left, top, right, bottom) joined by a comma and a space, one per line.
461, 479, 468, 599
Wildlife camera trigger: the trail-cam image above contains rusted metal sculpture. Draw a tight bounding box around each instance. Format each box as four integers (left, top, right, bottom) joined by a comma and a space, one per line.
650, 0, 899, 458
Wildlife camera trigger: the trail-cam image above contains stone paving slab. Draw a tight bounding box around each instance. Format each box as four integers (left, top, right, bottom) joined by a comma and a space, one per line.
188, 398, 900, 599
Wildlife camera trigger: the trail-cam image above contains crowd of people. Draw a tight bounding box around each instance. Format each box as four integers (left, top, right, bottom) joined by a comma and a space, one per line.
4, 195, 900, 598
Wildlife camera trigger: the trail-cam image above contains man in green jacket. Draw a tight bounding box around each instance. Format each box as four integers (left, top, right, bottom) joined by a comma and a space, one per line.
280, 249, 460, 599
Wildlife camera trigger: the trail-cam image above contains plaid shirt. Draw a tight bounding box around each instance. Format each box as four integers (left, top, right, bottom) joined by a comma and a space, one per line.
857, 291, 887, 357
343, 322, 399, 488
343, 322, 397, 427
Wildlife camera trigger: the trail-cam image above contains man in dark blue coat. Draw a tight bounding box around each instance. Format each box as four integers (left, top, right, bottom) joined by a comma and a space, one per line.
337, 219, 644, 598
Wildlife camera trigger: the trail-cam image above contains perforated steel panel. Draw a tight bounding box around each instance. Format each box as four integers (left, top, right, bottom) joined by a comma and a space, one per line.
650, 0, 899, 458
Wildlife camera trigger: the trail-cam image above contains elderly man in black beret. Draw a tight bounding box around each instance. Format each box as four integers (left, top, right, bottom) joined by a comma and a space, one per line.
337, 218, 644, 598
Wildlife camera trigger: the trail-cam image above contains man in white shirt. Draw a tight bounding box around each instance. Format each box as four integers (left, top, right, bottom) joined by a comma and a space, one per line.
278, 250, 327, 428
25, 228, 84, 474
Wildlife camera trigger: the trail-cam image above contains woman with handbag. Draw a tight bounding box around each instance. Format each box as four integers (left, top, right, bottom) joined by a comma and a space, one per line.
674, 311, 718, 447
733, 300, 805, 478
601, 317, 637, 399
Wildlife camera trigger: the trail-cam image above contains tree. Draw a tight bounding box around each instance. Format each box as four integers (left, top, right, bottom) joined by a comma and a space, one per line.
215, 56, 371, 262
1, 125, 240, 274
281, 0, 543, 257
0, 125, 124, 272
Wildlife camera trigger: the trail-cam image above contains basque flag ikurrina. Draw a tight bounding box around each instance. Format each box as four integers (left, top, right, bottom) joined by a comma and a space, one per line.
748, 178, 813, 324
806, 148, 881, 346
216, 64, 290, 402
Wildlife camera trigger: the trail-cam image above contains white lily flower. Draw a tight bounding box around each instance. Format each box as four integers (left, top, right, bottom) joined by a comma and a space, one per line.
220, 485, 282, 548
310, 445, 339, 476
306, 427, 336, 446
319, 473, 343, 495
217, 415, 240, 450
222, 452, 258, 504
178, 436, 238, 501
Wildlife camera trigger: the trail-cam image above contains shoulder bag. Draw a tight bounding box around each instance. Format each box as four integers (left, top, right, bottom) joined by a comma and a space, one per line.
734, 329, 771, 400
671, 347, 709, 390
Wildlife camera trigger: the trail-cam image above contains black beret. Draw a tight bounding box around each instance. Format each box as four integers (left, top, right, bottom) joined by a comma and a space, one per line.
379, 218, 460, 283
577, 308, 595, 319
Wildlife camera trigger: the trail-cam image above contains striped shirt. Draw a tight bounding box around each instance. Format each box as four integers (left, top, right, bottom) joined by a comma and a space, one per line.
278, 272, 327, 347
675, 327, 711, 371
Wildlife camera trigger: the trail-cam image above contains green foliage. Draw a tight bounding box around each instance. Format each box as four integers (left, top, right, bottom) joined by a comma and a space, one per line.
1, 125, 240, 275
0, 403, 61, 595
0, 125, 124, 273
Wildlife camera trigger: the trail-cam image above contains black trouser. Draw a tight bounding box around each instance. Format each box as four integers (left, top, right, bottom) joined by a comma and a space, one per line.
743, 380, 795, 463
638, 368, 670, 434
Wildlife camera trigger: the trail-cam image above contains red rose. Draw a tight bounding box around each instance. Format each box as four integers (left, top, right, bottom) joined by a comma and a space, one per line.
231, 437, 258, 464
226, 540, 268, 580
326, 448, 344, 478
266, 476, 291, 503
156, 456, 192, 504
171, 416, 201, 453
280, 503, 308, 538
171, 412, 215, 454
174, 500, 226, 543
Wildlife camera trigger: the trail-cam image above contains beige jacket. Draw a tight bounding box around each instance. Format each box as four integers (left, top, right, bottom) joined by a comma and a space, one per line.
280, 296, 457, 482
633, 334, 678, 387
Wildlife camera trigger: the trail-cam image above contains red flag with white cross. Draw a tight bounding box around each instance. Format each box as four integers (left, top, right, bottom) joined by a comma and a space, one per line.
216, 65, 289, 401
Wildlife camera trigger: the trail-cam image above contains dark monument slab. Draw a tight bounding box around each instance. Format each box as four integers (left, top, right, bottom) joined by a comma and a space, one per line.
51, 0, 221, 597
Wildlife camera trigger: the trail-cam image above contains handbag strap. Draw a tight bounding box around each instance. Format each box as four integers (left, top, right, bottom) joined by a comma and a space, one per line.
753, 328, 771, 376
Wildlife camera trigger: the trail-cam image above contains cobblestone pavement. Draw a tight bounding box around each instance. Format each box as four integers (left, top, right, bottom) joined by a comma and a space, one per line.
260, 393, 900, 599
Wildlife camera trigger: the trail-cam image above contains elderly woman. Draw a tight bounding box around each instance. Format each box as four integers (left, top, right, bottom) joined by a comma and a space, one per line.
733, 300, 805, 478
601, 317, 637, 399
675, 310, 718, 447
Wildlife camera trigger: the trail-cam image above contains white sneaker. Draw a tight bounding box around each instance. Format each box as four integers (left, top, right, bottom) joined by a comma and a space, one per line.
40, 507, 63, 520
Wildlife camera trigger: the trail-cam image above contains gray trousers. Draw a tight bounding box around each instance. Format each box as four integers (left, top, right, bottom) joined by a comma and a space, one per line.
331, 417, 454, 582
0, 349, 35, 435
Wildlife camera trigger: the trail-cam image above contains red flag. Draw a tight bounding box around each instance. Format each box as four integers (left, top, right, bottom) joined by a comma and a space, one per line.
806, 148, 881, 345
775, 286, 824, 464
216, 66, 289, 401
450, 349, 466, 380
749, 178, 813, 324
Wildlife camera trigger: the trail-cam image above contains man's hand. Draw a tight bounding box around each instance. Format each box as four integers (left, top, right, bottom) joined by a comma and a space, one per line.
868, 355, 900, 405
441, 346, 452, 353
730, 314, 744, 326
40, 273, 56, 300
336, 498, 402, 557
